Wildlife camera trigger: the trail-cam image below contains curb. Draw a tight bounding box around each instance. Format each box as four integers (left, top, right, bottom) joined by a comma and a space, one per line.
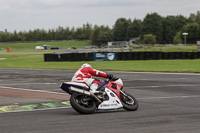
0, 101, 71, 113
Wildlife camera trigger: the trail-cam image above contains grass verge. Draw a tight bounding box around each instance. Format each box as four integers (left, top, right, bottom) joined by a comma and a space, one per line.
0, 51, 200, 73
130, 45, 198, 52
0, 41, 90, 50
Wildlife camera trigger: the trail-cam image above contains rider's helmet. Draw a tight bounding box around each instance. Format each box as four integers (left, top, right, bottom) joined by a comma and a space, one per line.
81, 63, 92, 68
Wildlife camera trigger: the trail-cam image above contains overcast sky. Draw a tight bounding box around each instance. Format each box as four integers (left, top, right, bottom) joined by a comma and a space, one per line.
0, 0, 199, 32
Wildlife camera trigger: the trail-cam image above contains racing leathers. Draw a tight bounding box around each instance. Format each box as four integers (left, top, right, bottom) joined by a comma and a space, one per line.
71, 66, 108, 93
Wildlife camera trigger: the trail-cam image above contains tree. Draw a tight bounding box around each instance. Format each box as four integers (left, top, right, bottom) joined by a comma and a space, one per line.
188, 11, 200, 24
181, 23, 200, 43
162, 16, 176, 44
126, 19, 142, 40
11, 30, 19, 41
90, 25, 112, 46
142, 13, 163, 43
82, 23, 93, 40
188, 13, 197, 23
90, 25, 100, 46
143, 34, 156, 44
98, 26, 112, 45
55, 26, 65, 40
18, 31, 26, 42
1, 10, 200, 44
196, 11, 200, 24
74, 27, 83, 39
0, 32, 9, 42
64, 27, 72, 40
173, 31, 182, 44
174, 15, 188, 32
113, 18, 130, 41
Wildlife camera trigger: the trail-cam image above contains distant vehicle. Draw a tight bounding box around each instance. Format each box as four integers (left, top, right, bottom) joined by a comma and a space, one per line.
35, 46, 44, 50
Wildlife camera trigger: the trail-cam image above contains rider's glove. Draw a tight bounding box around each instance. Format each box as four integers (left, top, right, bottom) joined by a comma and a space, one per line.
107, 74, 113, 80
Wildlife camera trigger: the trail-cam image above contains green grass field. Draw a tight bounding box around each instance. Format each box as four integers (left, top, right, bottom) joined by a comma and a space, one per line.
131, 45, 198, 52
0, 41, 200, 73
0, 51, 200, 73
0, 41, 90, 50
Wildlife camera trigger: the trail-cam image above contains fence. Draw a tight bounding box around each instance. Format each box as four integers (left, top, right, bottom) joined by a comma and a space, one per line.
44, 52, 200, 62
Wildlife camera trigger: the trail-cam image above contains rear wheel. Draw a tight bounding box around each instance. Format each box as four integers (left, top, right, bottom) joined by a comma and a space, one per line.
120, 92, 138, 111
70, 93, 96, 114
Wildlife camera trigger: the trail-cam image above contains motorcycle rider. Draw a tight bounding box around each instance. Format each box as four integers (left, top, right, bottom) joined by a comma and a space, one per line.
71, 63, 113, 94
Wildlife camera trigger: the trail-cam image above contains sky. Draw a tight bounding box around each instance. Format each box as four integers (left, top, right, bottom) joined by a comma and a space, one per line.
0, 0, 199, 32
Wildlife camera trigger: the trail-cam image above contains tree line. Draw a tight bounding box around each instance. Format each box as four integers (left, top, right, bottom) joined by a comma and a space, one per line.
0, 11, 200, 45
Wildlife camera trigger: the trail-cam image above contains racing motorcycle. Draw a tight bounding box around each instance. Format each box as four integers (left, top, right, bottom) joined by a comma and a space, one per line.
60, 78, 138, 114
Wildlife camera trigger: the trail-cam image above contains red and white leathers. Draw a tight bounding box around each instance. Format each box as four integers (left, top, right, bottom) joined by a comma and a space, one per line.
71, 66, 108, 93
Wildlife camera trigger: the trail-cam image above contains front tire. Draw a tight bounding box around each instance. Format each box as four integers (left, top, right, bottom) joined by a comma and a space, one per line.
70, 93, 96, 114
120, 92, 138, 111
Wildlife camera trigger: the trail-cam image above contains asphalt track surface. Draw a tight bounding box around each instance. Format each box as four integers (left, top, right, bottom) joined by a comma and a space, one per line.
0, 68, 200, 133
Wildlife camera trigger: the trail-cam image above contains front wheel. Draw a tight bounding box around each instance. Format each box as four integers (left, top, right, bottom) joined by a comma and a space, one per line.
120, 92, 138, 111
70, 93, 96, 114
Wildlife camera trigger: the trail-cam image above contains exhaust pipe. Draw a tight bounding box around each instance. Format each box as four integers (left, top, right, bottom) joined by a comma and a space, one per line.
69, 87, 102, 103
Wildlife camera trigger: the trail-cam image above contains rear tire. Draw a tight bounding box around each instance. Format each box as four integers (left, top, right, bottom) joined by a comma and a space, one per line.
120, 92, 138, 111
70, 93, 96, 114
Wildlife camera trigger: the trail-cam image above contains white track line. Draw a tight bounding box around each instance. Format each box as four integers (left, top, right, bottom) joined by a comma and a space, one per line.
127, 84, 199, 89
0, 83, 57, 86
1, 95, 200, 114
115, 71, 200, 76
138, 95, 200, 100
0, 86, 65, 95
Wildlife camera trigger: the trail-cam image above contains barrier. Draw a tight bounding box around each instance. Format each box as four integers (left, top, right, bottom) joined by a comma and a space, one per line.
60, 53, 72, 61
7, 47, 12, 52
162, 52, 168, 59
197, 52, 200, 58
180, 52, 186, 59
44, 53, 60, 62
60, 53, 94, 61
44, 52, 200, 62
138, 52, 145, 60
93, 52, 117, 61
173, 52, 180, 59
157, 52, 163, 60
50, 47, 60, 50
132, 52, 138, 60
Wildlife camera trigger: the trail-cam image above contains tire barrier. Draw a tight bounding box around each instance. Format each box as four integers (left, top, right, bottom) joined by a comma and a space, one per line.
44, 52, 200, 62
44, 53, 60, 62
197, 52, 200, 58
50, 47, 60, 50
44, 53, 93, 62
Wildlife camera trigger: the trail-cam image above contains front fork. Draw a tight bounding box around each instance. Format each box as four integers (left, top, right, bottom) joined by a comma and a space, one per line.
120, 90, 128, 97
120, 90, 135, 105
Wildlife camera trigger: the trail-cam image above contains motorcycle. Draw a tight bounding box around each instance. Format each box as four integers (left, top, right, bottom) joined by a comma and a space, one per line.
60, 78, 138, 114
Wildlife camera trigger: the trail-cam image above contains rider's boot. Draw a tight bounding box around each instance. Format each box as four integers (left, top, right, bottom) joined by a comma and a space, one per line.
90, 83, 100, 94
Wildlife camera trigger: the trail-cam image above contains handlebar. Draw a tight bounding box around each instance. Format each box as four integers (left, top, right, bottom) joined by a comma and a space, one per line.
96, 77, 119, 91
106, 77, 119, 82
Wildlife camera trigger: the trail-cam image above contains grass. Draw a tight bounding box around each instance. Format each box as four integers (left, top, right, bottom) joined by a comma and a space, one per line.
0, 51, 200, 73
0, 41, 90, 50
0, 41, 199, 73
131, 45, 198, 52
